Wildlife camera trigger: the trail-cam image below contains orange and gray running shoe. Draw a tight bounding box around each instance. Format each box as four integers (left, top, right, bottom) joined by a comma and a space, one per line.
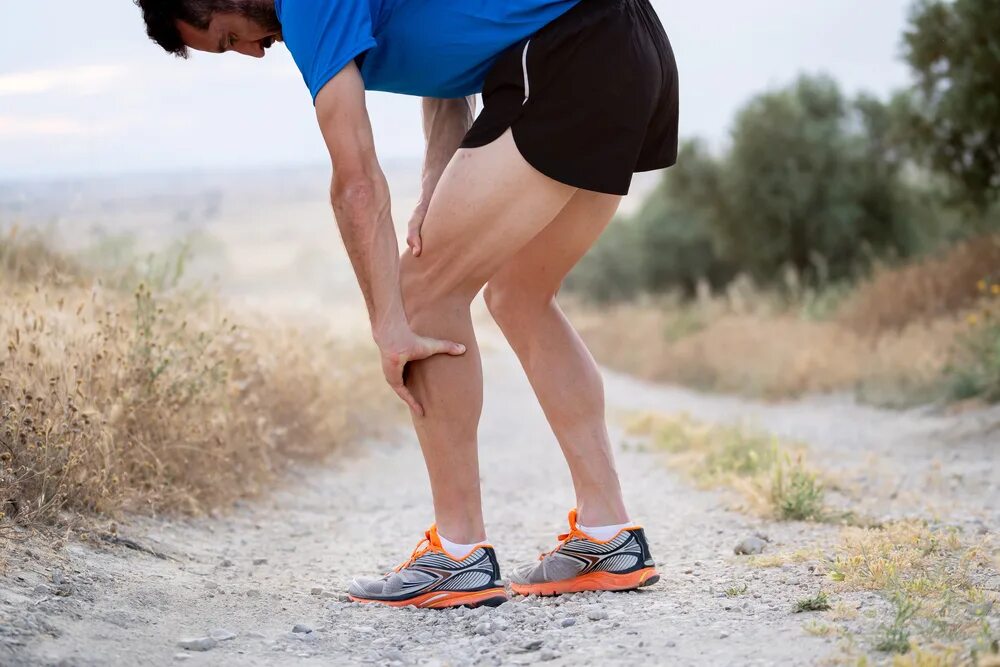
509, 509, 659, 596
347, 525, 508, 609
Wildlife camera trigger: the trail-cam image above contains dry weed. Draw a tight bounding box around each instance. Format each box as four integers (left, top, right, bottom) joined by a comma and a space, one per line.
839, 234, 1000, 335
0, 233, 386, 529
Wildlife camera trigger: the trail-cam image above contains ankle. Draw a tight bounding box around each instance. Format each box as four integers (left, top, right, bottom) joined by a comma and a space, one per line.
435, 519, 486, 544
576, 501, 630, 527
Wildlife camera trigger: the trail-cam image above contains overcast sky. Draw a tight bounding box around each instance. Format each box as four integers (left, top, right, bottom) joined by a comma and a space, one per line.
0, 1, 914, 181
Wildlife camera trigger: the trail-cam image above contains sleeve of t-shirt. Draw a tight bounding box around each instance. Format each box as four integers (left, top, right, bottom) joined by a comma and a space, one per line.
278, 0, 377, 103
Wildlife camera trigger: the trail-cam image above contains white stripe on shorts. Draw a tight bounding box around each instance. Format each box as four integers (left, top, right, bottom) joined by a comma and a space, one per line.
521, 39, 531, 105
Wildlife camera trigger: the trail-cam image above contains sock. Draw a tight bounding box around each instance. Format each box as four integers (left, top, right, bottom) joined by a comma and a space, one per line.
578, 521, 631, 541
438, 533, 489, 560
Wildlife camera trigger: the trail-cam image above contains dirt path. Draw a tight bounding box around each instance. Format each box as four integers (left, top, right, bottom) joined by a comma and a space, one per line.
2, 327, 997, 666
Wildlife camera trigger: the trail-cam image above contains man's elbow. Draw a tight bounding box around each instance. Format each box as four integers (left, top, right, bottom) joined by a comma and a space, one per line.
331, 176, 380, 216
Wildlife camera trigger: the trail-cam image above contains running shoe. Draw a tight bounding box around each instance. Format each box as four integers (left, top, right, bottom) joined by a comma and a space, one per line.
347, 525, 508, 609
509, 509, 659, 596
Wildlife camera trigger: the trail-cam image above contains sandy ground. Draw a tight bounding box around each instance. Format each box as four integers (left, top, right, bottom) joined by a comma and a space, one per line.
1, 325, 998, 666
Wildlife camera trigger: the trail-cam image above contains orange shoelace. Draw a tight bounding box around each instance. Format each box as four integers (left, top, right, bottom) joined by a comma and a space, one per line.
538, 509, 589, 561
393, 525, 444, 572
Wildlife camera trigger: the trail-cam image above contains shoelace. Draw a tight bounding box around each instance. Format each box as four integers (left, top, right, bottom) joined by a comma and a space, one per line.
393, 526, 440, 572
538, 509, 589, 561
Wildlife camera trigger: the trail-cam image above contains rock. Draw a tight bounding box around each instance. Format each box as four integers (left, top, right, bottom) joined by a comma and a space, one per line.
205, 581, 219, 590
734, 536, 767, 555
178, 637, 217, 652
310, 587, 324, 596
540, 648, 560, 661
174, 653, 191, 661
520, 639, 543, 652
209, 628, 237, 641
586, 608, 608, 621
253, 558, 268, 566
560, 617, 576, 628
292, 624, 313, 634
719, 631, 730, 639
665, 640, 677, 647
220, 559, 234, 567
51, 569, 65, 586
474, 622, 493, 636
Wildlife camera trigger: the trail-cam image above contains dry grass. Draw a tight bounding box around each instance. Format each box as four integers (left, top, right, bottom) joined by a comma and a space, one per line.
839, 234, 1000, 335
0, 229, 386, 528
571, 258, 988, 404
824, 521, 999, 662
626, 412, 827, 521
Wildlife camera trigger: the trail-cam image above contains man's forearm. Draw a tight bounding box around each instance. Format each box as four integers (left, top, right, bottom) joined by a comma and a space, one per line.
418, 96, 475, 206
331, 173, 407, 342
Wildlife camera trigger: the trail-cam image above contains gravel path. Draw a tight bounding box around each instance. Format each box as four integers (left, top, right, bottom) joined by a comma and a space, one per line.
2, 325, 997, 666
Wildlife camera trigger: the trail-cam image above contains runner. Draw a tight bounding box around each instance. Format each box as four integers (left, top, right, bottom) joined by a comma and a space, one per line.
135, 0, 678, 609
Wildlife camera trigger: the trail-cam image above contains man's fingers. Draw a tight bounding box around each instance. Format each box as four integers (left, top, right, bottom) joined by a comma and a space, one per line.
420, 337, 466, 358
392, 381, 424, 417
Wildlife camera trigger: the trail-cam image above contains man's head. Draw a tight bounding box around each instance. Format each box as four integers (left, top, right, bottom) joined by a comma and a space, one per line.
134, 0, 282, 59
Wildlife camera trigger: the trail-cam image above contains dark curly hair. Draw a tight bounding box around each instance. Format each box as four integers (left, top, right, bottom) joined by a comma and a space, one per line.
133, 0, 274, 58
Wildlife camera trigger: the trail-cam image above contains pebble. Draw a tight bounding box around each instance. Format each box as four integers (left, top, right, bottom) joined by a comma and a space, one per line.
173, 653, 191, 661
734, 536, 767, 555
292, 624, 313, 634
177, 637, 217, 652
586, 608, 608, 621
560, 617, 576, 628
311, 587, 324, 596
209, 628, 237, 641
540, 648, 560, 661
719, 631, 730, 639
474, 622, 493, 636
220, 559, 234, 567
253, 558, 268, 565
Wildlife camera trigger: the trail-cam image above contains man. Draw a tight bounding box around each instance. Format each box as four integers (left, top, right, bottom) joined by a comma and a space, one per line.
135, 0, 678, 609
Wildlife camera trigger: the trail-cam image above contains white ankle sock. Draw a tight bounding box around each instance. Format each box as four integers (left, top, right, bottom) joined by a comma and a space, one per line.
438, 534, 489, 559
578, 521, 631, 541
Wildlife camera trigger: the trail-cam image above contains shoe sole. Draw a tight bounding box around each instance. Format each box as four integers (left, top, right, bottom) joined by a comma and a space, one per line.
510, 567, 660, 596
349, 586, 509, 609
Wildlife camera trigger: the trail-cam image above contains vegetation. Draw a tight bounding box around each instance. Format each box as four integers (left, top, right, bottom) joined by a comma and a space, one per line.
566, 0, 1000, 406
794, 592, 831, 613
825, 521, 999, 662
0, 228, 385, 529
571, 236, 999, 405
901, 0, 1000, 211
626, 413, 827, 521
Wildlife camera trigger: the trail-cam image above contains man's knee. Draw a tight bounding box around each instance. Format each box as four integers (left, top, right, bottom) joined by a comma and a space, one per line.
400, 251, 476, 322
484, 279, 557, 329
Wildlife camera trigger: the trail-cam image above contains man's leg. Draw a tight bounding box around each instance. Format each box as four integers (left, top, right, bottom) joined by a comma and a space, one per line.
483, 191, 627, 527
399, 130, 576, 543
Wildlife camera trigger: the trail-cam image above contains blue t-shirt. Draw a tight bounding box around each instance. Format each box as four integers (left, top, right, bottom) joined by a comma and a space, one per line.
274, 0, 580, 101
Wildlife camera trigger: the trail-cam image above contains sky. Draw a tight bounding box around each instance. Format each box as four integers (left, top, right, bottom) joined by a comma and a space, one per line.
0, 1, 914, 181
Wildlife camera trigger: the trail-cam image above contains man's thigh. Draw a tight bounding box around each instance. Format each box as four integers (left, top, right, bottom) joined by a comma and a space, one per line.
402, 130, 576, 301
489, 190, 622, 299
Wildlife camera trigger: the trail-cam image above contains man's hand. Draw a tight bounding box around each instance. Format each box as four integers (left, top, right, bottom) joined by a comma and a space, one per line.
409, 96, 475, 257
377, 325, 466, 416
406, 201, 428, 257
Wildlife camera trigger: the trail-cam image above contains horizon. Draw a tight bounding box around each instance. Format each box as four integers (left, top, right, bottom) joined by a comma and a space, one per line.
1, 1, 913, 181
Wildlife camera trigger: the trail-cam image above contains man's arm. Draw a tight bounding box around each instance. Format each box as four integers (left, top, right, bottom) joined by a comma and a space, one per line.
315, 63, 465, 415
406, 96, 475, 256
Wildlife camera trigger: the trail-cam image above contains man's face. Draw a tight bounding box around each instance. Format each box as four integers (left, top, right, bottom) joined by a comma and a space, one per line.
178, 7, 282, 59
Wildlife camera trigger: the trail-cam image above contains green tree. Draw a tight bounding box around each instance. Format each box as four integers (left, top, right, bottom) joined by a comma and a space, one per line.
902, 0, 1000, 211
716, 75, 917, 283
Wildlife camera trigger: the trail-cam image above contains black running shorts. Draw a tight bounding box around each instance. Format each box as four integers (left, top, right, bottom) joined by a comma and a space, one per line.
460, 0, 679, 196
